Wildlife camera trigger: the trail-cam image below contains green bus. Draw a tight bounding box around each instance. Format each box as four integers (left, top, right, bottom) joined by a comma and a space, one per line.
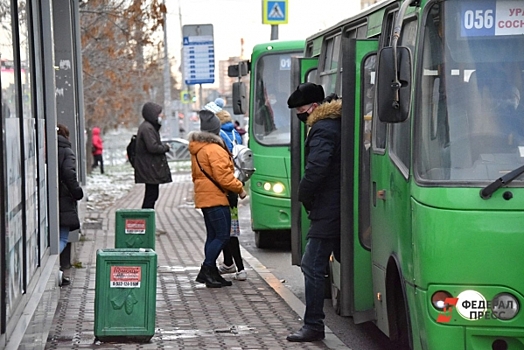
291, 0, 524, 349
232, 40, 304, 248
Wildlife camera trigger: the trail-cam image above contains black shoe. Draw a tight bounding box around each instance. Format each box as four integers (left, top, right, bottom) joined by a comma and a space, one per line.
211, 267, 232, 287
61, 277, 71, 286
286, 328, 325, 342
195, 265, 222, 288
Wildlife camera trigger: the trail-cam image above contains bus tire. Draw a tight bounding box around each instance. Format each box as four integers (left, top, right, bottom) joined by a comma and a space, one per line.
391, 289, 411, 350
386, 259, 412, 350
255, 231, 273, 249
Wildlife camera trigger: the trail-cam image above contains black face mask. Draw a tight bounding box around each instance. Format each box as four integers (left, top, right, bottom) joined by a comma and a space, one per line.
297, 112, 309, 123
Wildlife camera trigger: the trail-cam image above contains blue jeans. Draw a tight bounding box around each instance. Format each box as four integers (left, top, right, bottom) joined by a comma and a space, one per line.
59, 226, 70, 253
201, 206, 231, 267
301, 237, 340, 332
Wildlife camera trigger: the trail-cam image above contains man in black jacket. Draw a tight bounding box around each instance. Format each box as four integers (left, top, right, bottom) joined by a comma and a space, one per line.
134, 102, 172, 209
286, 83, 342, 342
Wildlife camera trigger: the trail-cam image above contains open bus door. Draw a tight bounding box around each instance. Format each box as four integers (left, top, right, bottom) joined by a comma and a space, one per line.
333, 38, 378, 321
290, 57, 318, 266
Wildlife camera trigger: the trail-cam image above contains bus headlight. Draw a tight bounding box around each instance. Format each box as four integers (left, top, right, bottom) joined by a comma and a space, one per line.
260, 181, 285, 194
431, 290, 453, 310
272, 183, 284, 194
491, 293, 519, 320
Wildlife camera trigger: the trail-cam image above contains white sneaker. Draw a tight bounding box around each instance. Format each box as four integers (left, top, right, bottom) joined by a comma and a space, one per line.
234, 270, 247, 281
218, 263, 236, 274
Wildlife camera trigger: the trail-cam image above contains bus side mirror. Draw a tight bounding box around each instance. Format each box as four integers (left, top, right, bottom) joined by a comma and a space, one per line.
228, 65, 240, 77
376, 46, 412, 123
228, 61, 249, 78
232, 82, 247, 115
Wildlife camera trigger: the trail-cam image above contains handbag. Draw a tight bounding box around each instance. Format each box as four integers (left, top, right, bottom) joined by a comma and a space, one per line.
195, 153, 237, 208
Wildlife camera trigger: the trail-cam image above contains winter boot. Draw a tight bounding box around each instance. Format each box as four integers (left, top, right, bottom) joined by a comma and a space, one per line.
196, 265, 222, 288
212, 266, 233, 287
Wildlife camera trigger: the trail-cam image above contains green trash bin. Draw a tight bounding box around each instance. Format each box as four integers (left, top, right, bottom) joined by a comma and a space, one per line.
94, 248, 157, 342
115, 209, 155, 250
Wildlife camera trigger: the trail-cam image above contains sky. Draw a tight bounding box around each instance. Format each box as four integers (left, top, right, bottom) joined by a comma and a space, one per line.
165, 0, 362, 87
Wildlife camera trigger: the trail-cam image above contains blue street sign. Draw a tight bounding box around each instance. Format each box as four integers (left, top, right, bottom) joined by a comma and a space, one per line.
263, 0, 287, 25
182, 24, 215, 85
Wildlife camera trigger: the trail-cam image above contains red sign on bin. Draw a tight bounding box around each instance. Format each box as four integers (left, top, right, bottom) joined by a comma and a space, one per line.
125, 219, 146, 234
110, 266, 141, 288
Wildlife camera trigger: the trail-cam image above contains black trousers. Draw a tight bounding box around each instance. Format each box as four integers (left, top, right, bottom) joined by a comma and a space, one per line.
142, 183, 159, 209
222, 236, 244, 271
92, 154, 104, 174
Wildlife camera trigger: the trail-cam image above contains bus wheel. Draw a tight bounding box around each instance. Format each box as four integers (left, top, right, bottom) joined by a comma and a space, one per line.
391, 287, 411, 349
255, 231, 273, 248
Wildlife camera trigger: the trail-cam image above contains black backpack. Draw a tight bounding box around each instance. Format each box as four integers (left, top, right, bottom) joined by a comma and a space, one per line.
126, 135, 137, 167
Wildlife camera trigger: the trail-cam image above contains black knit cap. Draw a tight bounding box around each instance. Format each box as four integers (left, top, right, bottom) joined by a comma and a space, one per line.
199, 109, 221, 135
287, 83, 325, 108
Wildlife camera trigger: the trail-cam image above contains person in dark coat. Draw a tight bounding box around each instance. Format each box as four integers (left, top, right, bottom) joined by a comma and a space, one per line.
285, 83, 342, 343
57, 123, 84, 286
134, 102, 172, 209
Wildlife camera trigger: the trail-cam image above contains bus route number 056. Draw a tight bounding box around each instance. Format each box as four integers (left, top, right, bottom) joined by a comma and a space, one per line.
464, 9, 494, 29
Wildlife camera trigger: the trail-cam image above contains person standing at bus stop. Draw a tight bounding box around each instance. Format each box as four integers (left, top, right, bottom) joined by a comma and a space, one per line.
91, 126, 104, 174
286, 83, 342, 342
215, 108, 248, 281
188, 109, 247, 288
57, 123, 84, 286
134, 102, 172, 209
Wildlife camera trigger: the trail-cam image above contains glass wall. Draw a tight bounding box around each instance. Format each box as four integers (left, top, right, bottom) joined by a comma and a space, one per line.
1, 0, 49, 333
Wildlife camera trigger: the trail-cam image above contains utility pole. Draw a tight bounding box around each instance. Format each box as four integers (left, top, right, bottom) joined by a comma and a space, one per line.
163, 0, 177, 138
270, 25, 278, 40
179, 1, 191, 135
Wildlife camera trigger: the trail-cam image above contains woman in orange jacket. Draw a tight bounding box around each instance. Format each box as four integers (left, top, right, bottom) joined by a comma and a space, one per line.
188, 110, 247, 288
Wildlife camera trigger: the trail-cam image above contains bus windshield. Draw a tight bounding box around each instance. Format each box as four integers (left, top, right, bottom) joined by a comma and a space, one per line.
252, 53, 295, 145
417, 0, 524, 183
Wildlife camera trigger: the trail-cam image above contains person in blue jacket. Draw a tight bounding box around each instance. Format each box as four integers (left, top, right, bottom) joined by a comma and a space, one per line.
285, 83, 342, 343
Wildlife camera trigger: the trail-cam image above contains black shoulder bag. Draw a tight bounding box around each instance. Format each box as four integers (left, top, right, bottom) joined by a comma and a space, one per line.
195, 153, 238, 208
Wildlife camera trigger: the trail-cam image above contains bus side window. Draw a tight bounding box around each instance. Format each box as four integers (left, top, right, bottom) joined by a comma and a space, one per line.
319, 35, 340, 94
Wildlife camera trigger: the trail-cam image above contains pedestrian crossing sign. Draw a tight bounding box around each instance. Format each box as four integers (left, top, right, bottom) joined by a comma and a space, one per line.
262, 0, 288, 25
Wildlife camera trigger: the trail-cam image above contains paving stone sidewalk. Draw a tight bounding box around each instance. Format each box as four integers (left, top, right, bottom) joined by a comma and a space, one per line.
45, 177, 346, 349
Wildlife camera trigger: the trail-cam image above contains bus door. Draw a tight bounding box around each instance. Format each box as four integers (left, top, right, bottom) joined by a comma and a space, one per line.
335, 38, 377, 321
290, 57, 318, 265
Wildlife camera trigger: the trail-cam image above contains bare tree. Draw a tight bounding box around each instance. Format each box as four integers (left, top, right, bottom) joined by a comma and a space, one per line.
80, 0, 178, 132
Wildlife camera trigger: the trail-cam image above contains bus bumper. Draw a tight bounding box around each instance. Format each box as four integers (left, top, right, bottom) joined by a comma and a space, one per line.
249, 191, 290, 231
413, 287, 524, 350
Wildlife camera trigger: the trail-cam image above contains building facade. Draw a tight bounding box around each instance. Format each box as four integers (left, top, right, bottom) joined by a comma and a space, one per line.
0, 0, 85, 348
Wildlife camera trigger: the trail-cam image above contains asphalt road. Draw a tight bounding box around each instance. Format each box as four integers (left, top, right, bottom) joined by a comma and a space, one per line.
237, 199, 393, 350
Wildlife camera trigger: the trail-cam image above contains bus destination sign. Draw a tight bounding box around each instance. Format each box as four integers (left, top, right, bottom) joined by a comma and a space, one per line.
461, 1, 524, 37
